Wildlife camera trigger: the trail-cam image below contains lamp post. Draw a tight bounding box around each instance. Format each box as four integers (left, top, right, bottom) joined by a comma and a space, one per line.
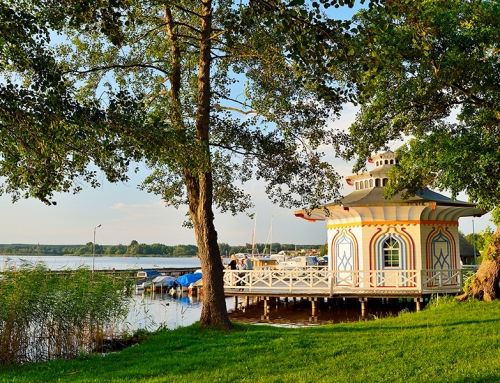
92, 224, 102, 274
472, 217, 477, 265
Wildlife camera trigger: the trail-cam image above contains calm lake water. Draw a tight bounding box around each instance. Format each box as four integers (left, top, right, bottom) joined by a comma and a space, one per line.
0, 255, 202, 271
1, 255, 233, 331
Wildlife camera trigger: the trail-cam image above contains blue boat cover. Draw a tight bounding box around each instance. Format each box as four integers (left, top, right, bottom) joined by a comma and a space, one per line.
143, 270, 161, 277
176, 273, 202, 286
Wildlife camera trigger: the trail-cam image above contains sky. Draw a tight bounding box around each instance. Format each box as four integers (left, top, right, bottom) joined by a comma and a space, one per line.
0, 103, 492, 247
0, 2, 493, 246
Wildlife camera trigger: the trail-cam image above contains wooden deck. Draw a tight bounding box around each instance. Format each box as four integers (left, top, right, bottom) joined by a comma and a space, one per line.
223, 267, 476, 319
223, 267, 475, 299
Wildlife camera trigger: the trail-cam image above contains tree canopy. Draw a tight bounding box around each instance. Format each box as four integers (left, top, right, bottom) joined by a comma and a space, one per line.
340, 0, 500, 300
0, 1, 143, 204
1, 0, 364, 328
340, 0, 500, 210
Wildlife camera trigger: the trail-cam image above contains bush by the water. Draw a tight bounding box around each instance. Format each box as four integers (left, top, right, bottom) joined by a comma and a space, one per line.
0, 261, 131, 365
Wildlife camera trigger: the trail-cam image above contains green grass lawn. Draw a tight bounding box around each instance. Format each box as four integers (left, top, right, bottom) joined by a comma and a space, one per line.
2, 298, 500, 383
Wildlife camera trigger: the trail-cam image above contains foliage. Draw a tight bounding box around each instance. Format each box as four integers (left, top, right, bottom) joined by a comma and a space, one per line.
0, 242, 323, 256
45, 0, 349, 212
339, 0, 500, 210
0, 1, 140, 205
2, 300, 500, 382
0, 261, 131, 365
465, 226, 495, 254
319, 243, 328, 256
1, 0, 364, 328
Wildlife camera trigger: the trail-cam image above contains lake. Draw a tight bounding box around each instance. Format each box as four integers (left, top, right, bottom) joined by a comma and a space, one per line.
0, 254, 202, 271
0, 255, 233, 331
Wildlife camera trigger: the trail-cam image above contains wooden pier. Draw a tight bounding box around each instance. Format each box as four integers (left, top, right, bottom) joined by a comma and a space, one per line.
223, 267, 475, 321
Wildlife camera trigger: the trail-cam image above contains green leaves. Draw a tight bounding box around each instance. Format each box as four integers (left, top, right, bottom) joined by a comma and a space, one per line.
339, 0, 500, 209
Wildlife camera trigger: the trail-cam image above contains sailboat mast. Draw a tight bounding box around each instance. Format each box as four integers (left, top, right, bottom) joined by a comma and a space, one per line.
252, 213, 257, 256
270, 215, 273, 256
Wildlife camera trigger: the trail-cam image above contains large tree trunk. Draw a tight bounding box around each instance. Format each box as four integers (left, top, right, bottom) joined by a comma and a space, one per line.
184, 0, 232, 329
457, 226, 500, 301
189, 173, 232, 329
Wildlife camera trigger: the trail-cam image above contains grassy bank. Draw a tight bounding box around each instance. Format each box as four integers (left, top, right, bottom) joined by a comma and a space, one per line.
1, 298, 499, 382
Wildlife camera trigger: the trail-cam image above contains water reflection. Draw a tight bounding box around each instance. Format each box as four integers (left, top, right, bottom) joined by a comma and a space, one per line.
125, 291, 234, 331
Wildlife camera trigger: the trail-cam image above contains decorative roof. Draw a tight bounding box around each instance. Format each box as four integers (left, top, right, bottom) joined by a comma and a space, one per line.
295, 151, 486, 222
330, 187, 477, 208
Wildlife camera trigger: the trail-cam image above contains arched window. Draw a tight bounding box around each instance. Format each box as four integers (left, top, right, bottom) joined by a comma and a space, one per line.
364, 180, 368, 188
383, 178, 388, 186
369, 179, 373, 187
390, 159, 394, 164
385, 160, 388, 164
355, 182, 358, 190
383, 237, 400, 267
376, 161, 379, 166
360, 181, 364, 189
375, 179, 380, 187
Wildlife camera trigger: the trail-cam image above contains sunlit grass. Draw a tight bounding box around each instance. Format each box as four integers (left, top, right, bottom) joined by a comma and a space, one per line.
2, 298, 500, 382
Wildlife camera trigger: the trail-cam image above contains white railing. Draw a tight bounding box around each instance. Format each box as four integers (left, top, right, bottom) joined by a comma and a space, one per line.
224, 268, 473, 295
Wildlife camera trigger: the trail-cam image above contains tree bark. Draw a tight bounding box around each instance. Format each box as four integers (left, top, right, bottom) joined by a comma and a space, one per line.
457, 226, 500, 301
186, 0, 232, 329
190, 174, 232, 329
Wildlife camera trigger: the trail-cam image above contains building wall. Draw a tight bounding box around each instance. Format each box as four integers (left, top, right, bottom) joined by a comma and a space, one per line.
327, 220, 460, 271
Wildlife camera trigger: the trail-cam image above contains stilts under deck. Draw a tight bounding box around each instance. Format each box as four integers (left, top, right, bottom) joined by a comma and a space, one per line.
223, 267, 476, 319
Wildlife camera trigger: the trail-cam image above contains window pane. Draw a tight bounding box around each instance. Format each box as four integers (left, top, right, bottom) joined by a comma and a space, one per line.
383, 237, 400, 267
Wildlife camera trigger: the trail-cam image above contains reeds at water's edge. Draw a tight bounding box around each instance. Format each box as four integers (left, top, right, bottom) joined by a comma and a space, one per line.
0, 260, 133, 365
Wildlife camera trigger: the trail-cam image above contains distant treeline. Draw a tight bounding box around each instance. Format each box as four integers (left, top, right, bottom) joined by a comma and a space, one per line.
0, 241, 322, 257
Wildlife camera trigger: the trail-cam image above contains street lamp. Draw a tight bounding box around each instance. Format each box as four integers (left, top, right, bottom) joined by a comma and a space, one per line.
472, 217, 477, 265
92, 224, 102, 274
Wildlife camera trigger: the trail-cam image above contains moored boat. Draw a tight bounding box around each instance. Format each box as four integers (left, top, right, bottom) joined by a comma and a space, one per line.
135, 270, 162, 292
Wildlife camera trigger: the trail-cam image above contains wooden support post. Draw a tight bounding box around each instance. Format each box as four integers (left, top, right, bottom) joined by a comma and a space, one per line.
261, 297, 269, 320
309, 297, 318, 322
284, 297, 289, 308
276, 297, 281, 310
244, 295, 249, 309
359, 297, 368, 318
414, 298, 423, 312
233, 296, 238, 311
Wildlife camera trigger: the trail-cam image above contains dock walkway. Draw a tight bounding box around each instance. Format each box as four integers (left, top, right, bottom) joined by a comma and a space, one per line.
223, 267, 476, 319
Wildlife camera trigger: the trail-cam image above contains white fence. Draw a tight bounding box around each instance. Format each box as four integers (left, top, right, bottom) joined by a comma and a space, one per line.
223, 267, 478, 295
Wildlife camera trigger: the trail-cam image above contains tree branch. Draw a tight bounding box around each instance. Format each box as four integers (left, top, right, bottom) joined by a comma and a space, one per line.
212, 104, 256, 115
173, 4, 203, 18
173, 21, 201, 34
64, 63, 170, 76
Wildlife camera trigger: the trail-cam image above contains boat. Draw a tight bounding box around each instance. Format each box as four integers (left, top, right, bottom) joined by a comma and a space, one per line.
274, 255, 319, 270
250, 256, 277, 268
175, 272, 202, 291
135, 279, 152, 291
135, 270, 162, 292
188, 277, 203, 295
150, 275, 177, 292
136, 269, 161, 279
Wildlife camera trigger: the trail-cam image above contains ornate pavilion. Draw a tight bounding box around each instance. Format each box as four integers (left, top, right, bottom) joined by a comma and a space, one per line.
295, 151, 485, 295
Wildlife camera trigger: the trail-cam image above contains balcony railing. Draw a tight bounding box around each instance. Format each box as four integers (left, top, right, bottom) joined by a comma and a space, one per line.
223, 267, 476, 295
